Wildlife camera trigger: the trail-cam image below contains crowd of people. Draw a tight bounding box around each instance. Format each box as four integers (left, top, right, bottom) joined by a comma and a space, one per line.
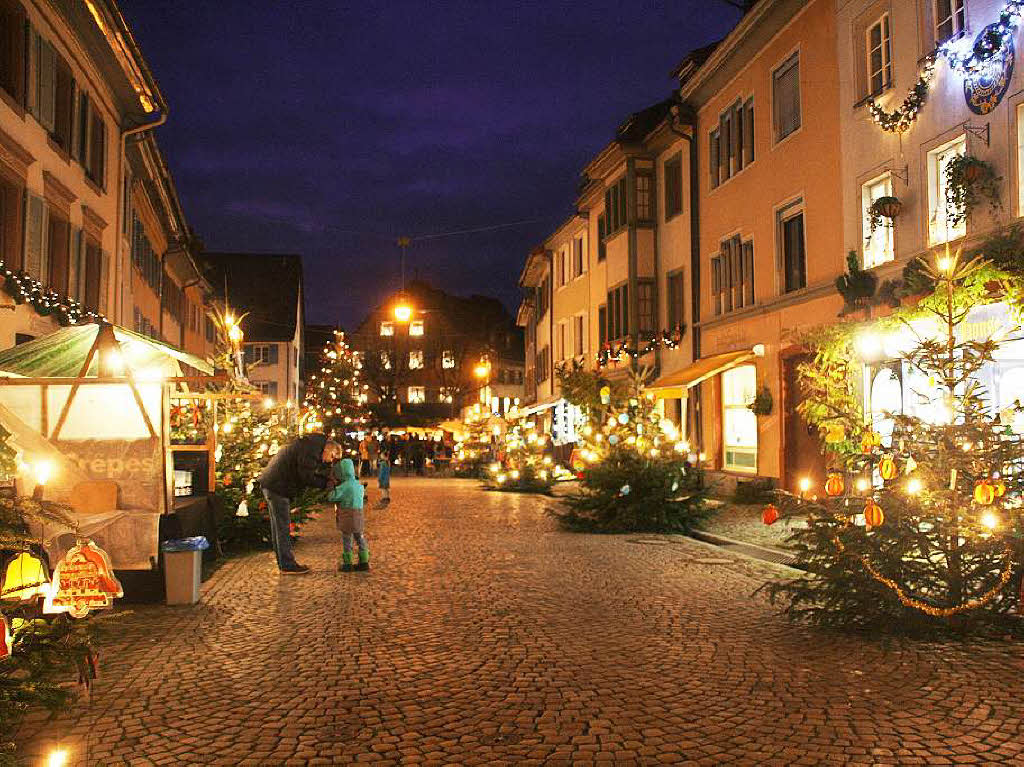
356, 432, 455, 477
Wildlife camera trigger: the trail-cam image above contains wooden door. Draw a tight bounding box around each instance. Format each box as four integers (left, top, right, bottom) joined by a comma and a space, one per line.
782, 353, 826, 494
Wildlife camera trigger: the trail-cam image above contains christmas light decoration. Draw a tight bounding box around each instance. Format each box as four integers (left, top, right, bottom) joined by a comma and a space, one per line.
596, 326, 685, 367
867, 54, 937, 133
301, 329, 368, 452
0, 262, 105, 326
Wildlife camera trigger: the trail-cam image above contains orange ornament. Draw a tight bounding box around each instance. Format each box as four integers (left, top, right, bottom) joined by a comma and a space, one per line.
878, 456, 897, 481
993, 479, 1007, 498
864, 499, 884, 527
973, 480, 995, 505
762, 504, 780, 526
824, 472, 844, 497
860, 431, 882, 454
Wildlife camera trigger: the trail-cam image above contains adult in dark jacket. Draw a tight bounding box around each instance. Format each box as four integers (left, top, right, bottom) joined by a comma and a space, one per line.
258, 433, 341, 574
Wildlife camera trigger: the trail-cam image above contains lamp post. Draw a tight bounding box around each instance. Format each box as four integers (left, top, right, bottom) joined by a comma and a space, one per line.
225, 313, 244, 378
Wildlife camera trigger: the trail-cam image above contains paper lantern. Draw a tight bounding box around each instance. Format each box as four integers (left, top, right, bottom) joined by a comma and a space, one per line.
864, 499, 884, 527
599, 385, 611, 405
762, 504, 780, 525
1, 551, 50, 602
860, 431, 882, 454
878, 456, 898, 481
824, 472, 844, 497
824, 423, 846, 444
973, 480, 995, 505
993, 479, 1007, 498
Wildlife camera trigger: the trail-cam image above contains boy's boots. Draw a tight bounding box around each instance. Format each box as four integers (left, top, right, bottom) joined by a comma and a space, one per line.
355, 551, 370, 572
339, 552, 354, 572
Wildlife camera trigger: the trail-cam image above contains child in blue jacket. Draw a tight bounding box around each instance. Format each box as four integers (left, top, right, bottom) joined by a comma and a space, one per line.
328, 458, 369, 572
378, 454, 391, 506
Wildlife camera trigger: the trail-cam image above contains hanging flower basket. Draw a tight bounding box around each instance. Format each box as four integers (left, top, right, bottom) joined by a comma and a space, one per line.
866, 196, 901, 239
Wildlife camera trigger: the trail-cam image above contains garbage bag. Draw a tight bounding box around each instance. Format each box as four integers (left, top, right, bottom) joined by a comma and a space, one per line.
161, 536, 210, 552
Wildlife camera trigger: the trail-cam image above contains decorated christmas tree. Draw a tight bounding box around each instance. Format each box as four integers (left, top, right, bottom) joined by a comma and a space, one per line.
451, 408, 494, 478
0, 425, 100, 764
765, 248, 1024, 633
485, 417, 555, 493
553, 366, 709, 533
302, 329, 368, 453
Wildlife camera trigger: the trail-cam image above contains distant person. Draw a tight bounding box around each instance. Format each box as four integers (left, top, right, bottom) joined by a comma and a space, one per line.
377, 454, 391, 506
367, 435, 380, 472
329, 458, 369, 572
358, 437, 372, 477
258, 433, 341, 574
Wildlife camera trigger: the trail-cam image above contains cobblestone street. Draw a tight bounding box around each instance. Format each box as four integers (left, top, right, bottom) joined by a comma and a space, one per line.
17, 479, 1024, 765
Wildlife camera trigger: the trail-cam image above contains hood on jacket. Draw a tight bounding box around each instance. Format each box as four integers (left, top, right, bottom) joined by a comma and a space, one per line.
334, 458, 356, 481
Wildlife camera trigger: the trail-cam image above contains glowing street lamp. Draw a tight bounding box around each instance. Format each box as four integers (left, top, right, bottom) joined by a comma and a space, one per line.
32, 460, 54, 500
393, 302, 413, 322
474, 358, 491, 379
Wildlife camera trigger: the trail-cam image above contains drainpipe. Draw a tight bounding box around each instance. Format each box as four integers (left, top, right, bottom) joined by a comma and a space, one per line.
668, 103, 701, 448
117, 112, 167, 326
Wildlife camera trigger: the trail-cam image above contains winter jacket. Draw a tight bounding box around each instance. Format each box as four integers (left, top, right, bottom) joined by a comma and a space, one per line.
258, 433, 330, 499
327, 458, 364, 509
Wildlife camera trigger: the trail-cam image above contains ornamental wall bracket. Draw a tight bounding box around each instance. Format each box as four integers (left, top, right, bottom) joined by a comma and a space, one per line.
962, 121, 991, 147
889, 164, 910, 185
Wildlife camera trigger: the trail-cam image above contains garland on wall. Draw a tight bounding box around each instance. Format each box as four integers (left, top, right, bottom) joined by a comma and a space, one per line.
0, 262, 104, 326
867, 54, 937, 133
596, 326, 684, 368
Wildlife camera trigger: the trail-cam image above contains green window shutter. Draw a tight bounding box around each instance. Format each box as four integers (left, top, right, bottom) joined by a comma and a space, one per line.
23, 193, 43, 279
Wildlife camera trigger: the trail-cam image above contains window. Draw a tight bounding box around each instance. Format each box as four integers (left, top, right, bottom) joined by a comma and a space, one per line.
245, 344, 277, 365
379, 321, 394, 336
598, 304, 607, 348
132, 213, 161, 291
409, 320, 424, 336
442, 350, 455, 369
637, 280, 655, 335
0, 0, 26, 106
667, 270, 685, 331
709, 99, 754, 187
606, 284, 628, 341
255, 381, 278, 397
597, 214, 607, 261
440, 387, 455, 404
780, 207, 806, 293
867, 14, 892, 96
205, 317, 215, 342
536, 275, 550, 317
407, 386, 425, 404
935, 0, 966, 44
773, 53, 801, 142
46, 208, 69, 295
604, 176, 628, 235
664, 155, 683, 219
572, 235, 585, 277
712, 236, 754, 315
722, 365, 758, 472
82, 236, 102, 311
380, 351, 392, 370
573, 314, 584, 357
862, 173, 894, 267
536, 345, 550, 383
928, 135, 966, 244
558, 321, 567, 360
408, 350, 423, 369
0, 172, 24, 270
636, 173, 653, 222
558, 249, 567, 287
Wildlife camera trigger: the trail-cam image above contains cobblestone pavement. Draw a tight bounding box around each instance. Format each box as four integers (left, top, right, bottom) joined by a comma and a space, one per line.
16, 479, 1024, 765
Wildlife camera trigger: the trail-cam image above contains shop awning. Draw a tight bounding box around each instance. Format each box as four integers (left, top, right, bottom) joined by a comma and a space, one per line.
647, 350, 756, 399
516, 396, 560, 416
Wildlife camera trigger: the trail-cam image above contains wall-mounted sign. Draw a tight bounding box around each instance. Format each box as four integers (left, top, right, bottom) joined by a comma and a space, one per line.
43, 541, 122, 618
965, 24, 1015, 115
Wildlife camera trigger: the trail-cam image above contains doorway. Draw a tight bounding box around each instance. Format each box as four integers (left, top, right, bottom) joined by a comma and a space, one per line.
782, 353, 825, 493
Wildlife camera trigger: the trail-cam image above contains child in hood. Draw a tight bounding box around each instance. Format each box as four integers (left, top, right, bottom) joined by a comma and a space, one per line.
327, 458, 369, 572
377, 454, 391, 506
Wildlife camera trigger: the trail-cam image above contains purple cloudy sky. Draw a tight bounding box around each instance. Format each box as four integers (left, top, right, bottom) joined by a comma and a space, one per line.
122, 1, 740, 327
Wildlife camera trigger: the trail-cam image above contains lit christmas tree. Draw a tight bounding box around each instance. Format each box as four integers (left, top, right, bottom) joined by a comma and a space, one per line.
765, 248, 1024, 633
553, 367, 709, 533
485, 417, 555, 493
451, 408, 495, 478
302, 329, 368, 454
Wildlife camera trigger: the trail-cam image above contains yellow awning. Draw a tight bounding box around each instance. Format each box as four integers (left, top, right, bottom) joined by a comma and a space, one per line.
647, 350, 756, 399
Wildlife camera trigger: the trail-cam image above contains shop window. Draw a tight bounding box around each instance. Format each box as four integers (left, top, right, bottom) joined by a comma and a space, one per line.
862, 173, 894, 267
722, 365, 757, 472
935, 0, 966, 44
408, 350, 423, 369
409, 320, 424, 336
379, 321, 394, 336
866, 14, 892, 96
407, 386, 425, 404
928, 135, 966, 245
773, 52, 801, 142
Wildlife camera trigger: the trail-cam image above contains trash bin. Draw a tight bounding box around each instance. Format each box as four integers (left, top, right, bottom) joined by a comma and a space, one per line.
161, 537, 209, 605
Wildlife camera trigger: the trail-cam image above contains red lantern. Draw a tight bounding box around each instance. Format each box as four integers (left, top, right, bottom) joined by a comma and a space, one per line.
973, 480, 995, 505
762, 504, 780, 526
864, 499, 884, 527
824, 472, 844, 497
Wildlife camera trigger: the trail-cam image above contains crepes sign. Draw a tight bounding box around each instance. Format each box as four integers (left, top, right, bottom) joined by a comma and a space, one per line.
43, 541, 123, 618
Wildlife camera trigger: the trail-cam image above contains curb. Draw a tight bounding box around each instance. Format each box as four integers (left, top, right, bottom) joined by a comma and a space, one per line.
689, 529, 804, 572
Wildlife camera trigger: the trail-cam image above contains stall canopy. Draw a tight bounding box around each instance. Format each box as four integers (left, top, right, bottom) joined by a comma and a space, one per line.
647, 349, 756, 399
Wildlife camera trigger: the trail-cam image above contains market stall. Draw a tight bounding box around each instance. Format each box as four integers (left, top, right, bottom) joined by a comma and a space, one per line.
0, 323, 217, 571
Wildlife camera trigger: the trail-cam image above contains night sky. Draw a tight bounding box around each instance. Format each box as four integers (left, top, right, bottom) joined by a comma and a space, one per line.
122, 1, 740, 328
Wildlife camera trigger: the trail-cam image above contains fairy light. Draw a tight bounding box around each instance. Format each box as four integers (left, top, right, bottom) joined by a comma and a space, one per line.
906, 477, 923, 495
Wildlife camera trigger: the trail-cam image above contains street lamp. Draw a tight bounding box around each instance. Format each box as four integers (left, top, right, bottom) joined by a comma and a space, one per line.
393, 301, 413, 322
474, 357, 491, 379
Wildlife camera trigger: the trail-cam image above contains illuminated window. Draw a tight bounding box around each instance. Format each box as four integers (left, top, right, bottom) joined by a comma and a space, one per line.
866, 14, 892, 96
928, 135, 966, 245
408, 350, 423, 369
407, 386, 425, 403
380, 351, 391, 370
935, 0, 966, 44
442, 350, 456, 369
409, 320, 424, 336
722, 365, 757, 472
380, 321, 394, 336
862, 173, 894, 267
440, 387, 454, 403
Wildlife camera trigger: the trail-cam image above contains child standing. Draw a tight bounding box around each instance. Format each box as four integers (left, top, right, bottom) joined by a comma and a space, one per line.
328, 458, 369, 572
377, 454, 391, 506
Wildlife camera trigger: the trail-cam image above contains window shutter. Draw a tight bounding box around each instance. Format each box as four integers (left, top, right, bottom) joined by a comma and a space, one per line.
268, 345, 279, 364
69, 226, 81, 300
744, 99, 755, 165
1, 179, 23, 269
27, 27, 38, 118
23, 193, 43, 279
743, 241, 755, 306
89, 111, 105, 186
709, 130, 719, 189
99, 248, 110, 315
70, 80, 82, 162
711, 258, 721, 316
244, 346, 254, 365
732, 102, 742, 172
719, 112, 729, 180
37, 37, 55, 132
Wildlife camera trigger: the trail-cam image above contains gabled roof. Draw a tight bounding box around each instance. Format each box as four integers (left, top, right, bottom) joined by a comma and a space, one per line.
670, 40, 723, 84
202, 253, 303, 343
615, 98, 675, 144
